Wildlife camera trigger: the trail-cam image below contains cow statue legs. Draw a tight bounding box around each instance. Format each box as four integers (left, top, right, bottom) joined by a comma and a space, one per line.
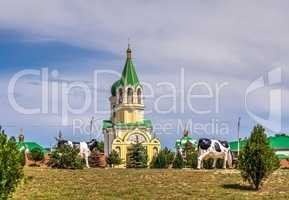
79, 142, 91, 168
212, 159, 217, 168
197, 139, 233, 170
223, 153, 227, 169
197, 153, 205, 169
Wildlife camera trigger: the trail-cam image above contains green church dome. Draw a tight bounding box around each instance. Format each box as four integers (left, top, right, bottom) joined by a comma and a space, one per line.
111, 46, 140, 96
111, 80, 121, 96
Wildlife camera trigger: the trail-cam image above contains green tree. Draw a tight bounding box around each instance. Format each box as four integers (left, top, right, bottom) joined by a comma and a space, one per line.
97, 141, 104, 153
48, 145, 84, 169
150, 147, 174, 169
107, 150, 122, 167
30, 148, 44, 166
126, 143, 148, 168
183, 142, 197, 168
173, 152, 184, 169
0, 127, 24, 200
185, 150, 198, 169
239, 125, 280, 190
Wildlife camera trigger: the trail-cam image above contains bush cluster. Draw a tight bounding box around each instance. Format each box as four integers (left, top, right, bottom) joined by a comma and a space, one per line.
48, 145, 85, 169
30, 147, 44, 166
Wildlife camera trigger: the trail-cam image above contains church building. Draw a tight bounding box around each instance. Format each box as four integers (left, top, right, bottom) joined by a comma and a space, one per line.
102, 45, 161, 165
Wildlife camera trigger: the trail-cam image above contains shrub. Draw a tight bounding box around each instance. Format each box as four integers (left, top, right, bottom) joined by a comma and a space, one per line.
126, 143, 148, 168
173, 152, 184, 169
239, 125, 280, 190
0, 127, 24, 200
97, 141, 104, 153
150, 147, 174, 169
107, 150, 122, 167
48, 145, 85, 169
19, 150, 26, 166
185, 150, 198, 169
30, 148, 44, 166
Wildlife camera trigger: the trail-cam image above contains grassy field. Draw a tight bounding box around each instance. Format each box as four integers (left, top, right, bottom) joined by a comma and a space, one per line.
12, 167, 289, 200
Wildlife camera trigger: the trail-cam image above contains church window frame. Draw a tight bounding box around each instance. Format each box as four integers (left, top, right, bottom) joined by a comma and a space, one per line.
118, 88, 123, 104
127, 87, 133, 104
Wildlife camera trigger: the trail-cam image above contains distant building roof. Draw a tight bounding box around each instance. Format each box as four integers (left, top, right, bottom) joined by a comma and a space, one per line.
17, 142, 47, 153
229, 134, 289, 152
176, 136, 197, 148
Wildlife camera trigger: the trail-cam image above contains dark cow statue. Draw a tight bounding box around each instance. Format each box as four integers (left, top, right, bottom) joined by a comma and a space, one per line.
197, 138, 232, 169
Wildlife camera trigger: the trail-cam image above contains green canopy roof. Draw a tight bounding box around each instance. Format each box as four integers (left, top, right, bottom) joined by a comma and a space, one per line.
268, 134, 289, 149
229, 134, 289, 152
111, 47, 140, 96
17, 142, 47, 153
102, 119, 152, 129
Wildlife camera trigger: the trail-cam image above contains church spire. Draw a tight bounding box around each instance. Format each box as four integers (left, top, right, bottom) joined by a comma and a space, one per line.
121, 44, 139, 86
127, 41, 132, 59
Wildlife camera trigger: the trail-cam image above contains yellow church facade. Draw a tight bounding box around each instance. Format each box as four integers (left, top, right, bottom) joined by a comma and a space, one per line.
103, 46, 160, 165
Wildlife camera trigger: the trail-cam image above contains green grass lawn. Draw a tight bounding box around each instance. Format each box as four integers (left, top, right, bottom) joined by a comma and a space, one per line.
12, 167, 289, 200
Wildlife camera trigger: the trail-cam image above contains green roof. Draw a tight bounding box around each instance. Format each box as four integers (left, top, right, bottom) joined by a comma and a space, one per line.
102, 119, 152, 129
111, 47, 140, 96
229, 140, 247, 152
176, 136, 197, 148
268, 135, 289, 149
276, 154, 289, 160
229, 134, 289, 151
17, 142, 47, 153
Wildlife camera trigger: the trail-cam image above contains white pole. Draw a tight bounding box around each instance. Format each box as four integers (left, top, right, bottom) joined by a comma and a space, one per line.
89, 116, 94, 140
237, 117, 241, 157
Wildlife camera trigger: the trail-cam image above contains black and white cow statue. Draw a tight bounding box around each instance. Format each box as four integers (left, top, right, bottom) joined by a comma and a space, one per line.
197, 138, 232, 169
56, 138, 99, 168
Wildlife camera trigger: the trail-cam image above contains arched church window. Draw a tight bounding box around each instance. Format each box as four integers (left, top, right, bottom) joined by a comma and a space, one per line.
137, 88, 142, 104
118, 88, 123, 104
127, 88, 133, 104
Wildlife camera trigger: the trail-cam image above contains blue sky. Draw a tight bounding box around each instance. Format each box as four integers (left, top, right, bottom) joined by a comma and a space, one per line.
0, 1, 288, 148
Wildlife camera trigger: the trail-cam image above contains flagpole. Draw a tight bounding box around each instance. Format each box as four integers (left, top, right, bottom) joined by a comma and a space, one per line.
237, 117, 241, 157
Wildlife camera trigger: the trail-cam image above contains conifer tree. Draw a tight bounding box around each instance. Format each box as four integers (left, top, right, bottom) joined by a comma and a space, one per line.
239, 125, 280, 190
107, 150, 122, 168
173, 151, 184, 169
150, 147, 174, 169
126, 142, 148, 168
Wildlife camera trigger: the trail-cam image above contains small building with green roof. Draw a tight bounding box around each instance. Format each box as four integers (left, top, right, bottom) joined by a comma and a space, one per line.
17, 141, 47, 154
229, 134, 289, 160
